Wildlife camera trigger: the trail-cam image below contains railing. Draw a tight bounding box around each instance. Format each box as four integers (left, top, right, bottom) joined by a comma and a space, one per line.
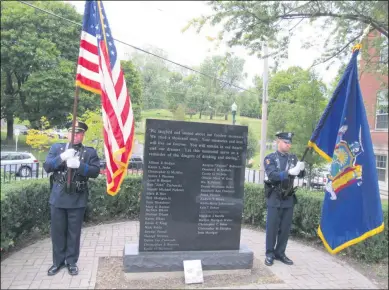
1, 163, 48, 183
245, 168, 326, 191
1, 162, 143, 183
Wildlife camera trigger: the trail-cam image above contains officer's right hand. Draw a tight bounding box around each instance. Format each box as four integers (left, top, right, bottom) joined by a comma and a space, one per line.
288, 165, 301, 176
297, 161, 305, 171
60, 148, 76, 161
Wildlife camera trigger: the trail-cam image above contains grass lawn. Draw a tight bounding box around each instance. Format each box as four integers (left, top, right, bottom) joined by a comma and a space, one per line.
140, 109, 262, 137
1, 132, 54, 162
1, 110, 266, 165
250, 150, 274, 169
139, 109, 266, 167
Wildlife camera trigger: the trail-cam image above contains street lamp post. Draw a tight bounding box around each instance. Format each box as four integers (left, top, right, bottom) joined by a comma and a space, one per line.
259, 43, 269, 184
15, 129, 20, 152
231, 102, 237, 125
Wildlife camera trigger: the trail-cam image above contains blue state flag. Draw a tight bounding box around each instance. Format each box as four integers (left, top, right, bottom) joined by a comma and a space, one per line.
308, 48, 384, 254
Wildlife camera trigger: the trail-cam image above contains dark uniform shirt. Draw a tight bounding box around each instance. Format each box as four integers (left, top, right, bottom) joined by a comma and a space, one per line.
264, 151, 305, 208
43, 143, 100, 209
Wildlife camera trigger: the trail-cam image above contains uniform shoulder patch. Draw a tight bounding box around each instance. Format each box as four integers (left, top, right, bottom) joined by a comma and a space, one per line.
265, 158, 270, 165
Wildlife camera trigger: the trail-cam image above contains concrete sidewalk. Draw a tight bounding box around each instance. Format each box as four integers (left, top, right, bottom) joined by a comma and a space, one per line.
1, 221, 379, 289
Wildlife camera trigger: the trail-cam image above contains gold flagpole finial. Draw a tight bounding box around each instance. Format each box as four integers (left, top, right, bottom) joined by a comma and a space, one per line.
352, 24, 372, 52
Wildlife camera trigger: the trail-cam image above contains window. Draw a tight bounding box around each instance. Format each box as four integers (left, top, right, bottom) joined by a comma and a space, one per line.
376, 90, 388, 130
380, 34, 388, 64
375, 155, 387, 182
22, 154, 31, 159
1, 153, 10, 161
10, 154, 22, 160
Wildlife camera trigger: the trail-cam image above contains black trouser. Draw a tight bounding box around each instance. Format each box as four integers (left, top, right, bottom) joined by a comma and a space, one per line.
265, 206, 294, 257
50, 206, 86, 266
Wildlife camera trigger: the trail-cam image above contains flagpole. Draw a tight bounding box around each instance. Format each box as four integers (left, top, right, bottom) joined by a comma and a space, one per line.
66, 85, 80, 192
97, 0, 110, 62
301, 24, 372, 163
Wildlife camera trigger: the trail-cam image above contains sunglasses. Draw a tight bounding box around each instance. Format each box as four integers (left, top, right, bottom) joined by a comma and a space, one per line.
280, 139, 292, 145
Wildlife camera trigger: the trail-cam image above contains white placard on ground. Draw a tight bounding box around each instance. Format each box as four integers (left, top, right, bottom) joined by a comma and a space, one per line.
183, 259, 204, 284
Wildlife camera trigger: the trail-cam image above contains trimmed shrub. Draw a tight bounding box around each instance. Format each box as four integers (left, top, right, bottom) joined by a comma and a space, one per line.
1, 177, 387, 263
0, 176, 142, 252
242, 184, 388, 263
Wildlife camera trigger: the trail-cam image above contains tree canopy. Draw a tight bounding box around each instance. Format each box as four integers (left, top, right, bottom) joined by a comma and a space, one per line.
184, 1, 388, 76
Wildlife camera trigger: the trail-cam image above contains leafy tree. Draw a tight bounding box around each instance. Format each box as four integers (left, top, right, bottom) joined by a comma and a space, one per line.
267, 68, 328, 175
78, 109, 105, 158
240, 120, 258, 161
1, 1, 83, 139
185, 1, 388, 78
26, 116, 56, 160
130, 46, 171, 109
121, 60, 143, 123
166, 72, 188, 112
186, 55, 247, 120
238, 89, 261, 118
185, 75, 209, 119
216, 55, 247, 120
173, 104, 186, 121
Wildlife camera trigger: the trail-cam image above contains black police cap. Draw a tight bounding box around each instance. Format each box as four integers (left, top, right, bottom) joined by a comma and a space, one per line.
275, 131, 294, 141
66, 120, 88, 133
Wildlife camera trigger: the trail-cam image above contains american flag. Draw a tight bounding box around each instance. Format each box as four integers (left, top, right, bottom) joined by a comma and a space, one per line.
76, 0, 134, 196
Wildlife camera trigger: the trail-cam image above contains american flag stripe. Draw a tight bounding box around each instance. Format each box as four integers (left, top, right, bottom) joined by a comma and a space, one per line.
100, 57, 125, 146
76, 0, 135, 196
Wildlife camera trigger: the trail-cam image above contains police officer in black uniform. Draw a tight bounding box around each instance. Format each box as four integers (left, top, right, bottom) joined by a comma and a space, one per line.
43, 120, 100, 276
263, 132, 305, 266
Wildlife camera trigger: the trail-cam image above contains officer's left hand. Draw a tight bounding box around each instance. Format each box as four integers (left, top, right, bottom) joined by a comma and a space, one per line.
67, 157, 80, 168
297, 161, 305, 171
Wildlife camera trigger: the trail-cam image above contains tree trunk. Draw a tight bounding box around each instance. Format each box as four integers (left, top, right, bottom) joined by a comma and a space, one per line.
199, 111, 202, 119
6, 116, 13, 141
225, 113, 228, 120
307, 164, 313, 189
210, 112, 213, 120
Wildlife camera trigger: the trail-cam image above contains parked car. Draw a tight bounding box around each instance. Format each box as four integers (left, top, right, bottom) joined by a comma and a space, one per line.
53, 129, 67, 139
99, 154, 143, 173
303, 169, 330, 189
13, 124, 29, 135
0, 151, 39, 177
128, 155, 143, 170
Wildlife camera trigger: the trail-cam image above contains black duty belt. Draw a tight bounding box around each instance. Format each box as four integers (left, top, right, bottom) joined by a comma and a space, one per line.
52, 172, 88, 194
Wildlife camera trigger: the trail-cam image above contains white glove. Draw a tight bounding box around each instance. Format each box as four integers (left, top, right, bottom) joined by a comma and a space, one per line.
60, 148, 76, 161
66, 157, 80, 169
288, 165, 301, 176
297, 161, 305, 171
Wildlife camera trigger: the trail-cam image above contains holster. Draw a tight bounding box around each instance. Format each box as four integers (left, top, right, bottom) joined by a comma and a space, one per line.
264, 180, 274, 198
280, 176, 296, 199
282, 186, 297, 199
49, 174, 54, 191
52, 171, 88, 194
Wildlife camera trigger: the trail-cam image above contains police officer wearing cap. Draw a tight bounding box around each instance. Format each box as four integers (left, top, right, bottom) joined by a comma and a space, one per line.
43, 120, 100, 276
263, 132, 305, 266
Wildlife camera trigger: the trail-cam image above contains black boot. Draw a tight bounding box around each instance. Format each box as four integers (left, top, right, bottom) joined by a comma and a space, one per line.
47, 263, 65, 276
274, 255, 293, 265
264, 255, 274, 266
67, 264, 79, 275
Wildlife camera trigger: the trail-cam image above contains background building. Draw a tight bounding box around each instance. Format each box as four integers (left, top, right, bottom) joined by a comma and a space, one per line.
359, 31, 388, 198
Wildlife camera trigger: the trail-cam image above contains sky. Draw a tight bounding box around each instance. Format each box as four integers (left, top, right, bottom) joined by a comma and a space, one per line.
69, 1, 342, 88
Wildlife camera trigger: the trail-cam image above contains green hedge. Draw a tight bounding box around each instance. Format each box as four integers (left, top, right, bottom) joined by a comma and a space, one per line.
1, 177, 387, 262
1, 176, 142, 252
243, 183, 388, 262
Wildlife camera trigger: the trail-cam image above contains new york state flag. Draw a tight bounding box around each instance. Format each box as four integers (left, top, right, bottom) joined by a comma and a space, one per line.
308, 48, 384, 254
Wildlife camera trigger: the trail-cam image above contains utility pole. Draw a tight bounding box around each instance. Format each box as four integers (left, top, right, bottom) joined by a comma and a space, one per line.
259, 43, 269, 185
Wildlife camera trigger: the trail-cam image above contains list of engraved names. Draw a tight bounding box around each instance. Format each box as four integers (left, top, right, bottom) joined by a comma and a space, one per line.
139, 120, 247, 252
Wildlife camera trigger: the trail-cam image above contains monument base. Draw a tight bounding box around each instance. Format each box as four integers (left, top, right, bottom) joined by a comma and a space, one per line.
123, 244, 254, 273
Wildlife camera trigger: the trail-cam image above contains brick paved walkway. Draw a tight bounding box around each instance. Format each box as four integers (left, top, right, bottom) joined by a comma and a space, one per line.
1, 221, 378, 289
